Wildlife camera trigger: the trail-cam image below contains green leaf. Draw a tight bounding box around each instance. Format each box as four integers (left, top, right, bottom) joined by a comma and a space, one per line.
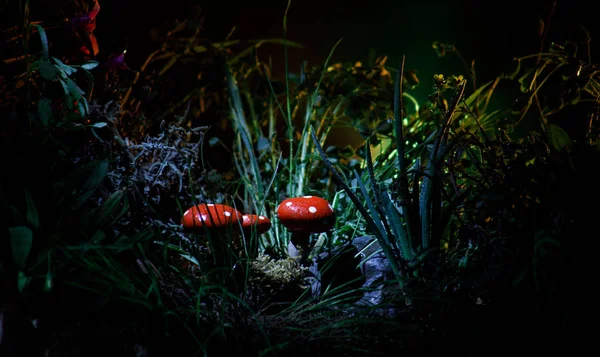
458, 254, 468, 269
109, 195, 129, 227
71, 189, 95, 210
43, 251, 53, 292
77, 99, 87, 116
59, 78, 70, 97
43, 269, 53, 292
95, 190, 125, 227
17, 271, 31, 293
91, 230, 106, 244
64, 77, 85, 98
52, 57, 77, 77
82, 98, 90, 115
24, 190, 40, 229
80, 61, 100, 70
39, 61, 58, 81
70, 161, 109, 210
547, 124, 572, 151
464, 80, 493, 109
208, 137, 221, 147
256, 136, 270, 151
381, 191, 413, 261
90, 128, 103, 141
9, 226, 34, 270
512, 269, 528, 287
37, 97, 52, 127
82, 161, 109, 192
32, 24, 49, 61
375, 118, 393, 135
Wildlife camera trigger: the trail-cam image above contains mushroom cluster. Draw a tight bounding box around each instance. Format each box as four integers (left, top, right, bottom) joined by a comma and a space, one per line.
180, 195, 335, 261
181, 203, 272, 245
181, 203, 242, 230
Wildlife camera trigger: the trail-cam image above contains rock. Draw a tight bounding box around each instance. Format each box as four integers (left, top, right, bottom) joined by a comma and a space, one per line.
307, 245, 364, 299
351, 236, 396, 306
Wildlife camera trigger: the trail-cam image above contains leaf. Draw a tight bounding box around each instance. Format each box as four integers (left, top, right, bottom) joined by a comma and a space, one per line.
506, 59, 522, 80
208, 137, 221, 147
9, 226, 34, 270
17, 271, 31, 293
381, 191, 413, 261
256, 136, 270, 151
287, 72, 300, 85
80, 61, 100, 70
39, 61, 58, 81
375, 118, 393, 135
24, 190, 40, 229
90, 128, 103, 141
52, 57, 77, 77
71, 161, 109, 209
37, 97, 52, 127
77, 100, 87, 116
464, 80, 493, 110
158, 55, 178, 76
91, 230, 106, 244
82, 161, 109, 192
512, 269, 528, 287
547, 124, 572, 151
64, 77, 85, 98
43, 269, 53, 292
246, 38, 304, 48
43, 251, 54, 293
94, 189, 124, 226
59, 79, 70, 96
458, 254, 468, 269
70, 189, 96, 210
32, 24, 49, 61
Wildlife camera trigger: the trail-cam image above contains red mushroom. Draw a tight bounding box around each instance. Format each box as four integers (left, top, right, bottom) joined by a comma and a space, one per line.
277, 195, 335, 259
181, 203, 242, 231
240, 214, 272, 235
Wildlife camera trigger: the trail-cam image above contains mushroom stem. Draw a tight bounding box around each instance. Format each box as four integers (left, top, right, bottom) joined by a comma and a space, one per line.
288, 232, 312, 262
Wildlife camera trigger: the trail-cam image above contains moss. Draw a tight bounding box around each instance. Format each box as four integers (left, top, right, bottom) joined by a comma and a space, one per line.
250, 253, 307, 286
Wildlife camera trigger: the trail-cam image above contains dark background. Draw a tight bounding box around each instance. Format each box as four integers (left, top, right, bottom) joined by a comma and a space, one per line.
96, 0, 598, 101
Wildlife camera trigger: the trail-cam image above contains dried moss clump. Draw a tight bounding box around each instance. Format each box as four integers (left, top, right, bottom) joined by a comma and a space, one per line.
250, 253, 307, 286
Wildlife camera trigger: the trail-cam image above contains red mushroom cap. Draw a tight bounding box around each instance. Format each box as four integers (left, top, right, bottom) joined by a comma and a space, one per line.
276, 195, 335, 233
241, 214, 272, 234
181, 203, 242, 230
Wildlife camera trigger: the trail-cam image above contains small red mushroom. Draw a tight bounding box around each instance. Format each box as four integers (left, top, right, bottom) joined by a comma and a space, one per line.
181, 203, 242, 230
240, 214, 272, 235
277, 195, 335, 259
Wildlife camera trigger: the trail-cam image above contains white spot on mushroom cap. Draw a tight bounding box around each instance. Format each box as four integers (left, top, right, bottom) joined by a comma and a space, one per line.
286, 202, 293, 207
303, 195, 313, 198
224, 211, 231, 217
207, 204, 214, 206
309, 206, 317, 213
184, 209, 190, 215
259, 216, 266, 220
199, 214, 208, 221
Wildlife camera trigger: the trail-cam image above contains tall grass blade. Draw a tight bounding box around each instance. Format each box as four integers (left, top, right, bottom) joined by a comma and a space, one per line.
226, 66, 265, 208
310, 128, 404, 283
393, 56, 416, 244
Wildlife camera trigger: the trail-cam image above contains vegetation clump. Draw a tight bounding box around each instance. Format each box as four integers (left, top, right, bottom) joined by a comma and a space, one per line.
0, 0, 595, 355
